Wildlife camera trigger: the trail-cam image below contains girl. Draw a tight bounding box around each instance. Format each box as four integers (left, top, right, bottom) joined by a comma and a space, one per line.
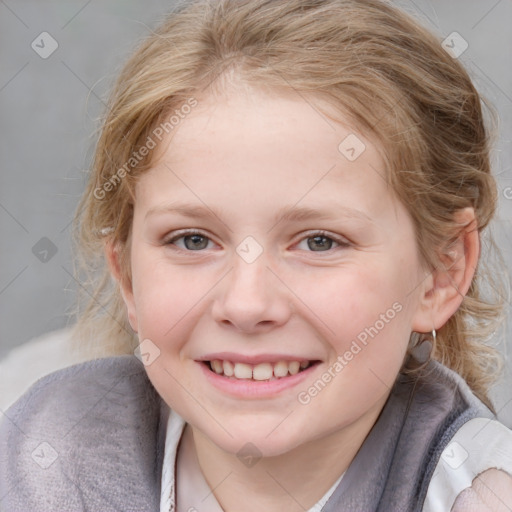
1, 0, 511, 510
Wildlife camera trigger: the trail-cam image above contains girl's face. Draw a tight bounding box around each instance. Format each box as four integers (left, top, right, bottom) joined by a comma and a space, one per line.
122, 87, 430, 456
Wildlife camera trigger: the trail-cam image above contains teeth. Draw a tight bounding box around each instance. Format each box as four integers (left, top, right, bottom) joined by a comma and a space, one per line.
234, 362, 252, 379
208, 359, 312, 380
223, 360, 234, 377
253, 363, 273, 381
211, 360, 223, 374
288, 361, 300, 375
273, 361, 289, 378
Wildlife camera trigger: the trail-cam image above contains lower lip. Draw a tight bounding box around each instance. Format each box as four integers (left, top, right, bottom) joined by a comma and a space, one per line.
197, 361, 319, 399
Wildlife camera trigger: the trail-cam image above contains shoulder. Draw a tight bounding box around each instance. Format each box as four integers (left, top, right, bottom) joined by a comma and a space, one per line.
1, 355, 159, 438
417, 362, 512, 512
382, 360, 511, 511
423, 417, 512, 511
451, 468, 512, 512
400, 359, 493, 419
0, 355, 165, 511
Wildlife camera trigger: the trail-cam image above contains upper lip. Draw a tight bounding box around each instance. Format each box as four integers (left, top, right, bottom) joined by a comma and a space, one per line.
196, 352, 320, 365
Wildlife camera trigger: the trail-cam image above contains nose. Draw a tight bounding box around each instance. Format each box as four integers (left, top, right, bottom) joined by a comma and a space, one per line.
211, 252, 292, 334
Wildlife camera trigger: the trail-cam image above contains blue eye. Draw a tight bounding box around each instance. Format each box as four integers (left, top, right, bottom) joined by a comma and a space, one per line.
163, 229, 349, 253
296, 231, 349, 252
301, 235, 335, 251
164, 230, 214, 251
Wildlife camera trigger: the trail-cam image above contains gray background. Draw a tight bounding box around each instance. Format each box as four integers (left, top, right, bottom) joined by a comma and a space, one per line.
1, 1, 511, 423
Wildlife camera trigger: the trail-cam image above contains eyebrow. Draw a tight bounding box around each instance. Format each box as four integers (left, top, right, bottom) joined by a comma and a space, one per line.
144, 201, 373, 226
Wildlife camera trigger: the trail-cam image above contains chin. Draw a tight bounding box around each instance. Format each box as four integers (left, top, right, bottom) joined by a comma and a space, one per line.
195, 415, 310, 459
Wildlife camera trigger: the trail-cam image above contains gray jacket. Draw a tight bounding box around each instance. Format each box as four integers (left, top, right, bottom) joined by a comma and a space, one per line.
0, 355, 494, 511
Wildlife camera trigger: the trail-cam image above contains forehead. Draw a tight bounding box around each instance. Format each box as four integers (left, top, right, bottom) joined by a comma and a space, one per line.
136, 87, 396, 225
157, 87, 374, 168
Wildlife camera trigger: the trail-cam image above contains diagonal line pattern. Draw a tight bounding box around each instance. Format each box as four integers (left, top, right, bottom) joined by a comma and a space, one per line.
200, 471, 233, 502
60, 265, 133, 337
162, 366, 233, 437
0, 0, 29, 28
0, 62, 29, 93
367, 162, 388, 188
369, 89, 409, 132
162, 163, 234, 233
273, 72, 337, 132
368, 367, 393, 391
408, 0, 440, 29
61, 372, 134, 439
61, 0, 92, 30
199, 59, 238, 94
164, 267, 234, 336
265, 470, 308, 511
0, 265, 28, 296
265, 409, 294, 438
60, 60, 108, 107
266, 164, 337, 234
60, 195, 87, 234
0, 201, 29, 233
265, 266, 336, 336
59, 216, 75, 234
471, 0, 503, 30
0, 468, 29, 506
0, 407, 28, 438
404, 266, 435, 300
475, 473, 512, 511
470, 396, 512, 440
469, 60, 512, 105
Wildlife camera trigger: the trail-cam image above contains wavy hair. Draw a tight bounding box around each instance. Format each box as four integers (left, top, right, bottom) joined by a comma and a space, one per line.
72, 0, 508, 410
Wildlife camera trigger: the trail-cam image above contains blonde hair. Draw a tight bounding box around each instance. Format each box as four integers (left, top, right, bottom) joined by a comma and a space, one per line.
72, 0, 507, 409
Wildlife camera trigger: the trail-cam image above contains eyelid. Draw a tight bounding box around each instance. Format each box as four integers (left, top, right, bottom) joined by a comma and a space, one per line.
163, 227, 210, 241
293, 229, 351, 248
162, 228, 351, 252
162, 228, 218, 247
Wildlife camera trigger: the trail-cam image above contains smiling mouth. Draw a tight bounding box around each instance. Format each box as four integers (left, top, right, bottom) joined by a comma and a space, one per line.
203, 359, 319, 381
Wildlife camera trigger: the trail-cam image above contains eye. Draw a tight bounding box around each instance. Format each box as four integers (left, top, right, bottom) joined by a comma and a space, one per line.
295, 231, 350, 252
162, 229, 350, 253
163, 230, 216, 251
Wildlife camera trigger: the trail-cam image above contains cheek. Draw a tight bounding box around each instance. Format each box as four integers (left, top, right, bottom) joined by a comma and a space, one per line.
293, 258, 417, 397
297, 260, 412, 341
129, 251, 215, 342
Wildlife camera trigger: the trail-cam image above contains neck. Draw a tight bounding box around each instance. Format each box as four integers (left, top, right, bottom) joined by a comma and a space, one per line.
190, 396, 388, 512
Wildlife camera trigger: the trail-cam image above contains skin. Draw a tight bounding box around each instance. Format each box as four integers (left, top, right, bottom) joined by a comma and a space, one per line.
452, 469, 512, 511
106, 85, 481, 511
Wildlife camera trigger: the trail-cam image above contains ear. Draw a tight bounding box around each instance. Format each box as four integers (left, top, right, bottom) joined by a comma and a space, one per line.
411, 207, 480, 333
104, 239, 139, 333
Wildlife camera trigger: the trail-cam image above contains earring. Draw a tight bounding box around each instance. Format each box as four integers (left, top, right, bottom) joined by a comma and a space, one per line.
409, 330, 435, 363
408, 331, 421, 349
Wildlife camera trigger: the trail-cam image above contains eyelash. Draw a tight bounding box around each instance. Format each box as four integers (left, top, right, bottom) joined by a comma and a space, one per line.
162, 229, 350, 253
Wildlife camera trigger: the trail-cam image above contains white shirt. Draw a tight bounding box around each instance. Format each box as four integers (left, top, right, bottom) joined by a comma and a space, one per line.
160, 409, 344, 512
161, 409, 512, 512
423, 417, 512, 511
